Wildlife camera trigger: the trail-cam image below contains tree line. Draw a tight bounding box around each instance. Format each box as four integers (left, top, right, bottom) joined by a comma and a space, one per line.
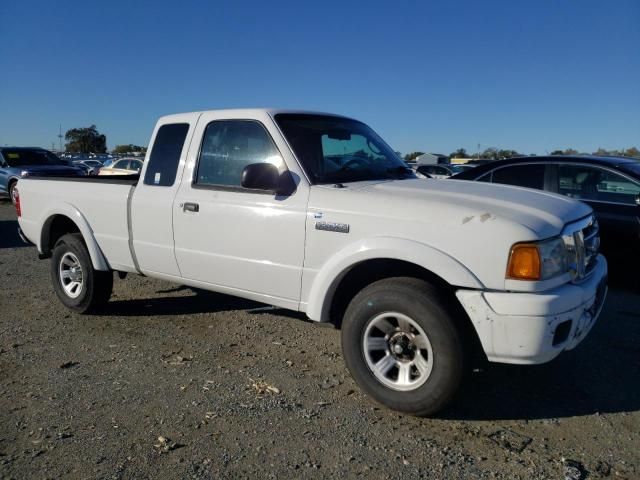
63, 125, 146, 155
403, 146, 640, 162
61, 124, 639, 160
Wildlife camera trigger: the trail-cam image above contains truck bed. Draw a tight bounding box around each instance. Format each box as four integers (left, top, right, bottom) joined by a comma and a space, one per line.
17, 176, 139, 272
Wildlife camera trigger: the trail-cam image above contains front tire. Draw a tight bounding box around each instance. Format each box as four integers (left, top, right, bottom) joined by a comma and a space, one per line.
9, 181, 18, 206
50, 233, 113, 313
341, 277, 465, 416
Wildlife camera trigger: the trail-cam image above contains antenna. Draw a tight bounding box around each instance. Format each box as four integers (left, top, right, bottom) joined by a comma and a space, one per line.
58, 124, 63, 152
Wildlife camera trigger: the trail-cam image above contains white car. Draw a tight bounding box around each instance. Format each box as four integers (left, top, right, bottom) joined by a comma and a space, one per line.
15, 109, 607, 416
98, 158, 143, 175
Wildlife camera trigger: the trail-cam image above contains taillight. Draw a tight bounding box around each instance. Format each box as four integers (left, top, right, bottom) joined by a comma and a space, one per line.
14, 188, 21, 217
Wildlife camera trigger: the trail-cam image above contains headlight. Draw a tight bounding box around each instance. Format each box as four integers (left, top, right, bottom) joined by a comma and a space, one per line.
20, 170, 30, 177
506, 237, 568, 281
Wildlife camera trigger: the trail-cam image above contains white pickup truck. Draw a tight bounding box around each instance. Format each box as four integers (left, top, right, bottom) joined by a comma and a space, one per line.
16, 109, 608, 415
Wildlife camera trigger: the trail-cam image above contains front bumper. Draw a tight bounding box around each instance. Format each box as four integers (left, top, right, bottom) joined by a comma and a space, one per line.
456, 254, 608, 365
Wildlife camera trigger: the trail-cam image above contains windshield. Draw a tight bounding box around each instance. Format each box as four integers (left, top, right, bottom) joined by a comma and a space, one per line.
2, 149, 67, 167
275, 114, 413, 184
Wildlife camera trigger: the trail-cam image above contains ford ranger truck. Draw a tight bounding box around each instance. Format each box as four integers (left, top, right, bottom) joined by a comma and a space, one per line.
16, 109, 608, 416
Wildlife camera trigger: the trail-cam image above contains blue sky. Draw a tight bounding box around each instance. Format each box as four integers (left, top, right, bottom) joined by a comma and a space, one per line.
1, 0, 638, 155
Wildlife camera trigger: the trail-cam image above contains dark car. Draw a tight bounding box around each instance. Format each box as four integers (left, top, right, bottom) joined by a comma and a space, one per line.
451, 155, 640, 254
0, 147, 84, 204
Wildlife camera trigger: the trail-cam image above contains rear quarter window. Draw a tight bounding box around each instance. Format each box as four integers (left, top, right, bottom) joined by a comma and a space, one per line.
143, 123, 190, 186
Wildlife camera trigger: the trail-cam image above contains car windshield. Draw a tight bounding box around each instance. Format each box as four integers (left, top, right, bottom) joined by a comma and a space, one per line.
275, 114, 413, 184
2, 149, 67, 167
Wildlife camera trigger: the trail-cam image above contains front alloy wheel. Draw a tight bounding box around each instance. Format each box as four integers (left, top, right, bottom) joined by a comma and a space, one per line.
9, 182, 18, 206
341, 277, 465, 416
363, 312, 434, 391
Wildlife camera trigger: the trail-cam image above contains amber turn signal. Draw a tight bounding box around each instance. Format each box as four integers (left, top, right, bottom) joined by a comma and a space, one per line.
506, 243, 541, 280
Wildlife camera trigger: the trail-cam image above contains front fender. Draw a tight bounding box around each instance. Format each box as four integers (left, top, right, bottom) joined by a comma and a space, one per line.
305, 236, 484, 322
39, 203, 110, 271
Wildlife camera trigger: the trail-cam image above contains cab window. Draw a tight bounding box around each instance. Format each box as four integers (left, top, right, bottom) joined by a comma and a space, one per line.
143, 123, 189, 186
195, 120, 282, 188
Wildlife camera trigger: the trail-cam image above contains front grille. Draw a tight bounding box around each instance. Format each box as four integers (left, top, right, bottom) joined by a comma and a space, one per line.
582, 219, 600, 276
563, 215, 600, 282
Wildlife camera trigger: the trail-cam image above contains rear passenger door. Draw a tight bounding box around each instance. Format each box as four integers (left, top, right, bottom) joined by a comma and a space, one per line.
130, 117, 196, 276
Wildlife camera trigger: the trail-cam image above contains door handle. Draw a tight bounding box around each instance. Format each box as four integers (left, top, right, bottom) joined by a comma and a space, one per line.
183, 202, 199, 213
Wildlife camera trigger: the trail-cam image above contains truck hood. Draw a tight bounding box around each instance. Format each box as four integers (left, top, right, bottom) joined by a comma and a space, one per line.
349, 178, 591, 239
307, 178, 593, 291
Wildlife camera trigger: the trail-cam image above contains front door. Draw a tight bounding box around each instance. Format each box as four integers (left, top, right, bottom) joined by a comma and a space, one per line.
172, 113, 308, 309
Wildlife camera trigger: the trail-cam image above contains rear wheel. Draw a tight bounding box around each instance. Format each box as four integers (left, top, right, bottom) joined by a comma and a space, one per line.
50, 233, 113, 313
341, 277, 465, 416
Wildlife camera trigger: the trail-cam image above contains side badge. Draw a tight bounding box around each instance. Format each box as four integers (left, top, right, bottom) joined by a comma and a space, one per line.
315, 221, 350, 234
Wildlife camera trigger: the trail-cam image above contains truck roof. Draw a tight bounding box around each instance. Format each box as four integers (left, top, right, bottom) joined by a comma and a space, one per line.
157, 108, 356, 124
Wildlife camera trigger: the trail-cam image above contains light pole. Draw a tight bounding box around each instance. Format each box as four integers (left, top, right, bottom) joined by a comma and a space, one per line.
58, 124, 63, 152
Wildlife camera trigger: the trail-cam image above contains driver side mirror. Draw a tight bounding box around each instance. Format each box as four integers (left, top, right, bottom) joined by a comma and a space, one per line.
241, 163, 280, 192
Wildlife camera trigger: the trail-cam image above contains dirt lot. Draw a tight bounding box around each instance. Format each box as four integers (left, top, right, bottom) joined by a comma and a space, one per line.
0, 201, 638, 480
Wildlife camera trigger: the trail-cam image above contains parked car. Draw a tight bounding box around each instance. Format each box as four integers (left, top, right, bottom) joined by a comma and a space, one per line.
451, 155, 640, 254
15, 109, 607, 416
98, 158, 143, 175
73, 159, 103, 176
416, 164, 474, 179
0, 147, 84, 204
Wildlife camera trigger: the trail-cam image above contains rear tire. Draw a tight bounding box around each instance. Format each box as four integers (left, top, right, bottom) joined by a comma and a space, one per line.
50, 233, 113, 313
341, 277, 465, 416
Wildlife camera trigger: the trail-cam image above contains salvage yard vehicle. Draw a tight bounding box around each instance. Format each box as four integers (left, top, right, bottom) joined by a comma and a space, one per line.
451, 155, 640, 255
72, 159, 103, 176
15, 109, 608, 416
98, 157, 143, 175
0, 147, 84, 204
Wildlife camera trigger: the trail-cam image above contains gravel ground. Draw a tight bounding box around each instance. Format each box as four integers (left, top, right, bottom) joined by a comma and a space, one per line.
0, 201, 638, 479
